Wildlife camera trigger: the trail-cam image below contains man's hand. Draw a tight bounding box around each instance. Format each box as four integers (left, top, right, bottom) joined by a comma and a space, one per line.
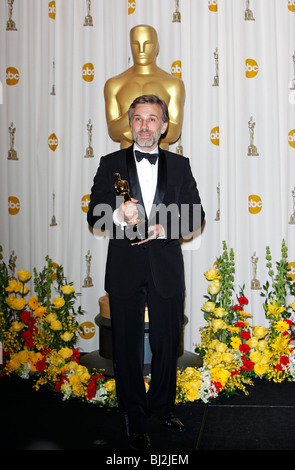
131, 224, 165, 245
117, 198, 139, 225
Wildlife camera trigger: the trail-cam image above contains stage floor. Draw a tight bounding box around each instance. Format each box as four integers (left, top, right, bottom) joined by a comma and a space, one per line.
1, 374, 295, 452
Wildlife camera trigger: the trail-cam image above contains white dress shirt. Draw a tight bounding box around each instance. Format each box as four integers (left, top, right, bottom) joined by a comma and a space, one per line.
113, 144, 158, 226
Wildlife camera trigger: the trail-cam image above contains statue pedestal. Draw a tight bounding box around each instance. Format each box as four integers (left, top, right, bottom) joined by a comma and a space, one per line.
80, 294, 202, 376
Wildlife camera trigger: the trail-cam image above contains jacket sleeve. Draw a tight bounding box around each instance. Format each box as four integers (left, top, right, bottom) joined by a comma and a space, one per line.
178, 158, 205, 239
87, 156, 115, 231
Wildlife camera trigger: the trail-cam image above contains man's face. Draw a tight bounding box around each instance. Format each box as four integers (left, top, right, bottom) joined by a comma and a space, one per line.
130, 103, 168, 151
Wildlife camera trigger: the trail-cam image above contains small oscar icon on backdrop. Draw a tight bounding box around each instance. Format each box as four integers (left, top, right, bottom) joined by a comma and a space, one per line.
8, 122, 18, 160
6, 0, 17, 31
247, 116, 259, 156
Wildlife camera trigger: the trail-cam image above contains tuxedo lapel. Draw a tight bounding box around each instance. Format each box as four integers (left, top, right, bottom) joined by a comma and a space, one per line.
149, 148, 167, 222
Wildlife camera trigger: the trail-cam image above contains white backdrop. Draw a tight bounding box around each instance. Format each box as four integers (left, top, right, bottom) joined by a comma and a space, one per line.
1, 0, 295, 353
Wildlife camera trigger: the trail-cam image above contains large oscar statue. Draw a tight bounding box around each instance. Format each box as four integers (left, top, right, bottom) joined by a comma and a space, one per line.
104, 24, 185, 150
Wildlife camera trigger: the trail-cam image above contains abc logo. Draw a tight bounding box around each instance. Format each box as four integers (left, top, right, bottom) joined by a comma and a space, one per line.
248, 195, 262, 214
208, 0, 218, 12
288, 0, 295, 12
48, 133, 58, 151
8, 196, 20, 215
288, 262, 295, 281
6, 67, 20, 86
128, 1, 136, 14
245, 59, 258, 78
171, 60, 182, 78
79, 321, 95, 340
82, 63, 95, 82
288, 129, 295, 148
210, 126, 219, 145
48, 1, 56, 19
81, 194, 90, 213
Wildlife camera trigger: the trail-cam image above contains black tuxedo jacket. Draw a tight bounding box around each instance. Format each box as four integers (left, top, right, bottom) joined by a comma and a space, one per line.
87, 145, 205, 299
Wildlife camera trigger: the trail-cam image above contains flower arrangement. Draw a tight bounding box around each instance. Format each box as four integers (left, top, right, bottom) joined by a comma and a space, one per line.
189, 239, 295, 403
0, 246, 117, 406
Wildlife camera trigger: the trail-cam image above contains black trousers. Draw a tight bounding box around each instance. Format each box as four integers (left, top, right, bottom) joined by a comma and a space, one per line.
109, 255, 184, 436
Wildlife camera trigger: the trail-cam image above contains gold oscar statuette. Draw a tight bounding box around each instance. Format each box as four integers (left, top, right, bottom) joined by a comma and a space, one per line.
113, 173, 147, 242
8, 122, 18, 160
84, 0, 93, 26
247, 116, 259, 156
245, 0, 255, 21
84, 119, 94, 158
6, 0, 17, 31
251, 252, 261, 290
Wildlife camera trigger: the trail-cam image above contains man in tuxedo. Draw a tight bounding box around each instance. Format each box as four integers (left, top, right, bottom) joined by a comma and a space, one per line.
87, 94, 205, 450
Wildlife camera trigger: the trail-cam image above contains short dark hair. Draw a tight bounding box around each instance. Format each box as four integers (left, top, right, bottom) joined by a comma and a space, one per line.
128, 94, 169, 124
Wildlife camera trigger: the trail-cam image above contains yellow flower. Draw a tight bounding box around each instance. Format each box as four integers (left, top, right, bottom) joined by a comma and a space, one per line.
207, 279, 220, 295
58, 348, 73, 359
249, 351, 261, 363
18, 349, 30, 364
204, 269, 220, 281
254, 362, 268, 377
211, 340, 227, 353
7, 356, 21, 372
60, 332, 74, 342
34, 306, 47, 318
230, 336, 242, 349
266, 299, 285, 319
6, 295, 16, 307
252, 326, 267, 339
62, 285, 75, 295
214, 307, 227, 318
257, 340, 268, 352
221, 352, 234, 364
274, 320, 290, 333
50, 320, 62, 331
247, 337, 258, 349
17, 270, 31, 282
11, 321, 24, 332
14, 283, 30, 295
11, 298, 26, 311
212, 319, 226, 332
210, 367, 231, 387
52, 297, 65, 309
46, 313, 57, 323
28, 296, 40, 311
105, 379, 116, 392
290, 300, 295, 311
201, 301, 216, 312
5, 279, 20, 293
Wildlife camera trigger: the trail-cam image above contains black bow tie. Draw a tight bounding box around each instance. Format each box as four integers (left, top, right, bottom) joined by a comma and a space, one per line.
135, 150, 158, 165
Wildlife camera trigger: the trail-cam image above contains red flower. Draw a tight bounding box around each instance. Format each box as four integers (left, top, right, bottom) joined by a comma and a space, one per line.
238, 296, 249, 305
284, 319, 293, 328
239, 343, 250, 354
35, 360, 46, 372
233, 305, 243, 311
212, 381, 222, 392
240, 330, 251, 340
241, 359, 254, 371
275, 363, 283, 371
20, 310, 36, 325
280, 356, 290, 366
234, 322, 245, 327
